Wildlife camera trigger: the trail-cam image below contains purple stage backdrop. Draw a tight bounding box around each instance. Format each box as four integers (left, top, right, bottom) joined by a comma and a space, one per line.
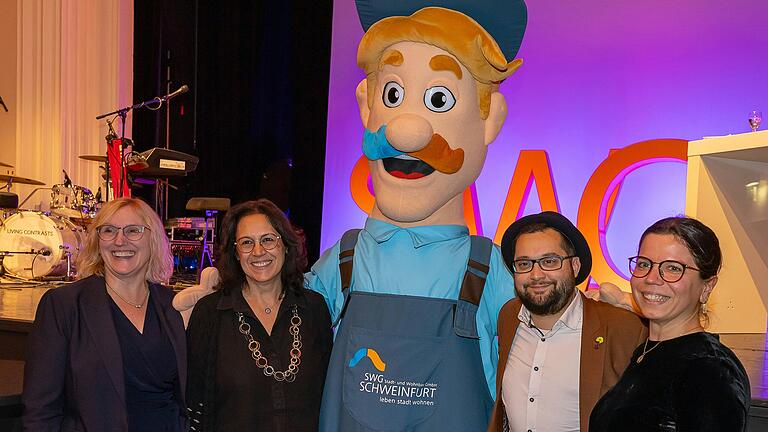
322, 0, 768, 282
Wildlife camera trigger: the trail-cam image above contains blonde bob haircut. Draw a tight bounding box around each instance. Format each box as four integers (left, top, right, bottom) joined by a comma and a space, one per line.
77, 197, 173, 284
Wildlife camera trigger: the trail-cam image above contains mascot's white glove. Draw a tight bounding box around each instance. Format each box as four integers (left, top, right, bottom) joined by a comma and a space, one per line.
173, 266, 220, 328
584, 282, 637, 313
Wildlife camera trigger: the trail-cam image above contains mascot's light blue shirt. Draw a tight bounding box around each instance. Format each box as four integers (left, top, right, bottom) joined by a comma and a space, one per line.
305, 217, 516, 397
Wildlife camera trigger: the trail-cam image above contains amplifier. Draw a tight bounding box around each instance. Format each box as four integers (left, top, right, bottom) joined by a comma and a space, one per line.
165, 227, 213, 243
166, 217, 214, 230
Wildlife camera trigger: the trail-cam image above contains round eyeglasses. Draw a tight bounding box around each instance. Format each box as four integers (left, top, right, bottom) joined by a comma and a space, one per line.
628, 256, 700, 283
96, 224, 148, 241
511, 255, 575, 274
235, 234, 281, 254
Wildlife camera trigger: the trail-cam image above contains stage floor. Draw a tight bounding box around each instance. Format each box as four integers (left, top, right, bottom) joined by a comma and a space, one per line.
2, 282, 768, 403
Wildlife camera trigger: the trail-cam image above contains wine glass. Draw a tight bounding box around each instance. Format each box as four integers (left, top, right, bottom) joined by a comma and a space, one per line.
748, 110, 762, 132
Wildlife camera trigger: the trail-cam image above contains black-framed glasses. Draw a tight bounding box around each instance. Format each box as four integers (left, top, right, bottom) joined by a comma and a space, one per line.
628, 256, 700, 283
235, 234, 281, 254
511, 255, 576, 274
96, 224, 148, 241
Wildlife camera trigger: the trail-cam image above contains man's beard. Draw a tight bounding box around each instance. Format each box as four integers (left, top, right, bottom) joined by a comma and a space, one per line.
516, 275, 577, 316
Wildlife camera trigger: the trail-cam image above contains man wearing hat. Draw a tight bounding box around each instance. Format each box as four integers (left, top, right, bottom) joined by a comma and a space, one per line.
488, 211, 647, 431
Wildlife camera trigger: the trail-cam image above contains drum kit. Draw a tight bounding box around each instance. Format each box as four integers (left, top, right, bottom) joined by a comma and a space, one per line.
0, 146, 199, 281
0, 155, 106, 281
0, 85, 201, 283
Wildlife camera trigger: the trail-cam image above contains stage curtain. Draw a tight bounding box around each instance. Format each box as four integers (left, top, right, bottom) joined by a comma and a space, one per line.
15, 0, 133, 207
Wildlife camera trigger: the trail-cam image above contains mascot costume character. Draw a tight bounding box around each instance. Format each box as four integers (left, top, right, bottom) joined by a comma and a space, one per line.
174, 1, 528, 430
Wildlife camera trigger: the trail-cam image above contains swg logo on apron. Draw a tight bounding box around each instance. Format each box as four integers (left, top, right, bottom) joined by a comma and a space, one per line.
343, 327, 444, 429
349, 347, 438, 407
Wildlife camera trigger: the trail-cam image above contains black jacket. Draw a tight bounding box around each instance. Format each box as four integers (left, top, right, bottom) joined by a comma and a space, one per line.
22, 275, 188, 431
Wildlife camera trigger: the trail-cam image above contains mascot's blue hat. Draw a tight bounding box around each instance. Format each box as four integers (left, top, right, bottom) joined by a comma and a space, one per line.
355, 0, 527, 60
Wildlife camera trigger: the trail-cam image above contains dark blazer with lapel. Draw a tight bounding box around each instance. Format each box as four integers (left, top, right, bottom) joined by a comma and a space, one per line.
22, 274, 188, 432
487, 291, 647, 432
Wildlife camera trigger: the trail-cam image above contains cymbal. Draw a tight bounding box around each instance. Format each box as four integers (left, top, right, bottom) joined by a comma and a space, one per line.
0, 161, 13, 168
0, 174, 45, 186
79, 155, 107, 163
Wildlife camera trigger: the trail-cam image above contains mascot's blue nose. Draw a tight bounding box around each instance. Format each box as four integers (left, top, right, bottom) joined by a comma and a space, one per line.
362, 125, 405, 160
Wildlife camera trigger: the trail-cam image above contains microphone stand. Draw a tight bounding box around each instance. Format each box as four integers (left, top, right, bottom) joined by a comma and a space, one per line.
96, 96, 163, 200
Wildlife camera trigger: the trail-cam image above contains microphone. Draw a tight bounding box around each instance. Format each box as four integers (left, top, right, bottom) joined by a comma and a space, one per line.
62, 170, 73, 188
95, 187, 102, 202
160, 85, 189, 102
0, 95, 7, 112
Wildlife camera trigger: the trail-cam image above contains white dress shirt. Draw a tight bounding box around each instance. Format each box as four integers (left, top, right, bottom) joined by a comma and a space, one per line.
502, 292, 583, 432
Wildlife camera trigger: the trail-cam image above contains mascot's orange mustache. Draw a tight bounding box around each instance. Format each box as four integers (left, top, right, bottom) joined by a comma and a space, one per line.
408, 134, 464, 174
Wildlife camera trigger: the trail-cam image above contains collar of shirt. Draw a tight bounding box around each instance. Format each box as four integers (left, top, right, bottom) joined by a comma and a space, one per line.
364, 217, 469, 248
517, 289, 584, 335
216, 285, 308, 318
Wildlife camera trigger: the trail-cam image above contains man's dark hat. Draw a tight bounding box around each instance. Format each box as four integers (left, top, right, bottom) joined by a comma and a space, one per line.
355, 0, 528, 61
500, 211, 592, 285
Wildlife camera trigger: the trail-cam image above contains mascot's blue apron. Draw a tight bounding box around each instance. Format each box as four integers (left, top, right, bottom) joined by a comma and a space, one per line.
319, 229, 494, 431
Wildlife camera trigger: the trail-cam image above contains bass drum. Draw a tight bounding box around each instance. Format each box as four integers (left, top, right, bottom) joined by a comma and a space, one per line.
0, 211, 84, 279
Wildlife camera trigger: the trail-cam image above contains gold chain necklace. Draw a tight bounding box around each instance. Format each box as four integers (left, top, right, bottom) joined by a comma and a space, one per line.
106, 281, 149, 309
236, 306, 302, 382
636, 338, 662, 363
637, 326, 703, 363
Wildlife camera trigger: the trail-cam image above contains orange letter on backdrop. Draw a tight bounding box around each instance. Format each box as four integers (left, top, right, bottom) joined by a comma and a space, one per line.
352, 140, 687, 280
494, 150, 560, 244
350, 155, 483, 235
350, 156, 375, 214
577, 139, 688, 290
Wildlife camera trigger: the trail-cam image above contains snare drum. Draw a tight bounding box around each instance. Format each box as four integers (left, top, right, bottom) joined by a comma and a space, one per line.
51, 184, 97, 219
0, 211, 84, 279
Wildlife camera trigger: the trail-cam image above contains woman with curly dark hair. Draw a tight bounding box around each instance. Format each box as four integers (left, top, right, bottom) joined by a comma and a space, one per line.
186, 199, 332, 431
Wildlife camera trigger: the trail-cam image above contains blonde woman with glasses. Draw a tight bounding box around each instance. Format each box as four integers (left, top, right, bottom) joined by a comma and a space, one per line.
23, 197, 187, 432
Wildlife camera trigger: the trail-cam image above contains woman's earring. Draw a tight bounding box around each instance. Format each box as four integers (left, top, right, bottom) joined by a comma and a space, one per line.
700, 301, 710, 327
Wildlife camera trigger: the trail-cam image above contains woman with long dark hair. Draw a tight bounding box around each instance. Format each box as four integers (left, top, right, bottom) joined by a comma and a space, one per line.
186, 199, 332, 431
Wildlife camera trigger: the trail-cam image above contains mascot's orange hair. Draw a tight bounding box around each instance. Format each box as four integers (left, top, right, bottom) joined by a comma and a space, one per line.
357, 7, 523, 119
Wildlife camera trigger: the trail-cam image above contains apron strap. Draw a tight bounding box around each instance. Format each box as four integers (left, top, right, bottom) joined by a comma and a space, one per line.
334, 228, 361, 327
454, 235, 493, 338
339, 228, 361, 291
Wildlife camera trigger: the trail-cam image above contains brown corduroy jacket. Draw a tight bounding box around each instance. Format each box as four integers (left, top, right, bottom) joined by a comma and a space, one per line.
487, 291, 647, 431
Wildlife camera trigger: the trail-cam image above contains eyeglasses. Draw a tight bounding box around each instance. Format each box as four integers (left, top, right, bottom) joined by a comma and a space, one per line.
235, 234, 281, 254
628, 256, 700, 283
96, 224, 148, 241
511, 255, 576, 274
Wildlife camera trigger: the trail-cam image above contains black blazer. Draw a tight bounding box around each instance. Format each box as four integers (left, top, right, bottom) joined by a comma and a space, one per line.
22, 275, 187, 431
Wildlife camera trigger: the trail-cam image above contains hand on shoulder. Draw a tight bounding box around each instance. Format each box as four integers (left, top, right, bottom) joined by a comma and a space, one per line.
589, 282, 637, 314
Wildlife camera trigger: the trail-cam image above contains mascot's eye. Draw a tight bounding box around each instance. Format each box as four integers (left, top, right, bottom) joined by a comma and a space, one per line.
382, 82, 404, 108
423, 86, 455, 113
